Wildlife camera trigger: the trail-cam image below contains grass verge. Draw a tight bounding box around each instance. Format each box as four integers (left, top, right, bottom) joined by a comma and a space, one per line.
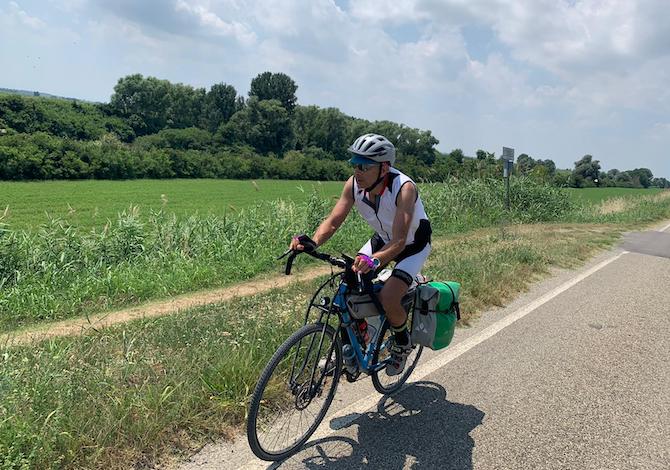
0, 222, 629, 469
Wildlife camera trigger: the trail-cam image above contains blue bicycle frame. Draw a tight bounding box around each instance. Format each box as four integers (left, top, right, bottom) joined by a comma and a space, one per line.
333, 282, 389, 374
288, 249, 415, 378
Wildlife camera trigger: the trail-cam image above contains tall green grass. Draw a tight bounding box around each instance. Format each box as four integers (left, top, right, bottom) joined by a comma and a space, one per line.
0, 179, 579, 331
0, 287, 309, 469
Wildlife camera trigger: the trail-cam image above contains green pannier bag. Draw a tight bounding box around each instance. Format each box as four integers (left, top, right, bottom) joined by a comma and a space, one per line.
411, 281, 461, 350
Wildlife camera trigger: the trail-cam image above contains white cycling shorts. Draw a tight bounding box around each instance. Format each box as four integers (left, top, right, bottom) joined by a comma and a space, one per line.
358, 238, 431, 286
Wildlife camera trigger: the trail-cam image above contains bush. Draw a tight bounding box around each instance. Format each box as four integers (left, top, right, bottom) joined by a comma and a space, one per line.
0, 95, 134, 141
134, 127, 212, 151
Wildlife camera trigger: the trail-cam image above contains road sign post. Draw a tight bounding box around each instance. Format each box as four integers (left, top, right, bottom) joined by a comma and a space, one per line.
502, 147, 515, 210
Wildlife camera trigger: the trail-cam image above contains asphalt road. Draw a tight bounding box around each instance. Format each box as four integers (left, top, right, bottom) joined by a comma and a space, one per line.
180, 223, 670, 470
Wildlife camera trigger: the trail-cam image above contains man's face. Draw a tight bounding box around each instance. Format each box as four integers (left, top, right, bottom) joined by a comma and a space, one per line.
353, 162, 387, 188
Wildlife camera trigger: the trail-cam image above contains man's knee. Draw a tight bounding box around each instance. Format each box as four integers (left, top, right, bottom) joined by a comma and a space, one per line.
379, 278, 409, 311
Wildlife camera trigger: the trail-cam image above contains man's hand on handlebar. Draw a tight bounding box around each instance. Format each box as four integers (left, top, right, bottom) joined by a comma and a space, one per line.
352, 254, 374, 274
289, 234, 317, 253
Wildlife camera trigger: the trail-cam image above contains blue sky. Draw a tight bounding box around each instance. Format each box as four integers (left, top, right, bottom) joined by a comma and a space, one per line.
2, 0, 669, 177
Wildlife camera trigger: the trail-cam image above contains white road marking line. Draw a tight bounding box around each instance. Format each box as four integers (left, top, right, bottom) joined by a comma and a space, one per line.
661, 221, 670, 232
239, 250, 629, 469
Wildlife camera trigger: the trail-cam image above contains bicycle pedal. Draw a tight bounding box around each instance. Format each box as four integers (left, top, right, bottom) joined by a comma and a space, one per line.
345, 370, 361, 383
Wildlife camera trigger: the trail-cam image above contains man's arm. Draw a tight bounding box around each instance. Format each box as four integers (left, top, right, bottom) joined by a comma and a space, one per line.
290, 177, 354, 251
372, 183, 416, 265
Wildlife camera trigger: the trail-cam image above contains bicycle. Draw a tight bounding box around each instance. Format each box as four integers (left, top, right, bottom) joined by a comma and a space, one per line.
246, 247, 425, 461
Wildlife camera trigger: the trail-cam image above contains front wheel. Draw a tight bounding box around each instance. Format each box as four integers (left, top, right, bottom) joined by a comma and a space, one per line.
371, 319, 423, 395
247, 322, 342, 461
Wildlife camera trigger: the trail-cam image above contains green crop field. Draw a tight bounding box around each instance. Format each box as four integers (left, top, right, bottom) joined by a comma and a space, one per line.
0, 179, 345, 231
0, 179, 664, 232
566, 187, 663, 204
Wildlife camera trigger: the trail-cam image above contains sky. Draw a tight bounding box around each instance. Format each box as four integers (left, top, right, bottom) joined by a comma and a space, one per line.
1, 0, 669, 177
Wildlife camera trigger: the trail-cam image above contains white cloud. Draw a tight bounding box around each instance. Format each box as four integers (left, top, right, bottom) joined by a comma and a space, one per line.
87, 18, 164, 56
47, 0, 87, 13
404, 0, 670, 117
648, 122, 670, 141
174, 0, 256, 45
349, 0, 427, 24
7, 1, 46, 29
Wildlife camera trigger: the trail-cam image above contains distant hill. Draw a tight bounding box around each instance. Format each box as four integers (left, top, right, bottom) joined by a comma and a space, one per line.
0, 87, 91, 102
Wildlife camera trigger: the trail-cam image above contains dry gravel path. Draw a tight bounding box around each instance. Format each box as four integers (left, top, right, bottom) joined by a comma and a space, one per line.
1, 265, 332, 347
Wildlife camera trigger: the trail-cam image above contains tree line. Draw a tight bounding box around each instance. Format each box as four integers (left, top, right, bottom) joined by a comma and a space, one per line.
0, 72, 667, 187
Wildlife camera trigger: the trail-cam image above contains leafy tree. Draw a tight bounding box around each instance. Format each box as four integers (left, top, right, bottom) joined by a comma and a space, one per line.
218, 98, 293, 154
447, 148, 464, 164
293, 106, 349, 159
571, 155, 601, 187
202, 83, 239, 132
249, 72, 298, 113
517, 154, 535, 175
125, 149, 173, 178
536, 159, 556, 178
431, 152, 460, 180
614, 171, 634, 187
166, 83, 205, 129
629, 168, 653, 188
529, 164, 549, 183
607, 168, 620, 178
393, 126, 438, 165
472, 149, 497, 178
110, 74, 172, 135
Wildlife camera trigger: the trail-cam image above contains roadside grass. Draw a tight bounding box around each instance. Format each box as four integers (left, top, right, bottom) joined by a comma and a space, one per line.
0, 222, 638, 469
571, 190, 670, 225
0, 178, 582, 331
565, 187, 662, 204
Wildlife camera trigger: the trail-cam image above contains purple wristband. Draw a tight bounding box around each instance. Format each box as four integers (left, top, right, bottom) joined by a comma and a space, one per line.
359, 254, 375, 269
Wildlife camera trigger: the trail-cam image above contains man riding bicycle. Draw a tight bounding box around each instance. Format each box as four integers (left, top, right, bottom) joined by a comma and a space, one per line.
290, 133, 432, 376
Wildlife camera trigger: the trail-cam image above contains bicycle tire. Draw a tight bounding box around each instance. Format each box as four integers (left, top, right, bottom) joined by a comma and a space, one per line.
371, 318, 423, 395
247, 322, 342, 461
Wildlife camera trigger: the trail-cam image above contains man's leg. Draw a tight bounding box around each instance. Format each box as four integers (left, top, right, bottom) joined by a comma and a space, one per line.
380, 277, 412, 375
380, 277, 410, 328
379, 243, 432, 375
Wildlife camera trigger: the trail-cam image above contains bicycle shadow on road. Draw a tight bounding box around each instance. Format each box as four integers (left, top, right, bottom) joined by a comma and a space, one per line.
271, 381, 484, 470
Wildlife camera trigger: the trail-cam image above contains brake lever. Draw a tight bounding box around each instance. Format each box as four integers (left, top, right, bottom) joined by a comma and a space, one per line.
285, 251, 298, 275
277, 248, 292, 260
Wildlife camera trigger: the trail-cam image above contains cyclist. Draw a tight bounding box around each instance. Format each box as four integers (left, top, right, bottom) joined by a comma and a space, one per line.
290, 133, 432, 375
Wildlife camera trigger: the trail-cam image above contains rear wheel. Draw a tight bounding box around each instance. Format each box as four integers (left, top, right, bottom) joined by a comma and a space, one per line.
371, 319, 423, 395
247, 322, 342, 461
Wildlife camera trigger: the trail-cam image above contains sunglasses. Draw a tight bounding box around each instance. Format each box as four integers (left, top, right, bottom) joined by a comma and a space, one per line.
351, 163, 379, 172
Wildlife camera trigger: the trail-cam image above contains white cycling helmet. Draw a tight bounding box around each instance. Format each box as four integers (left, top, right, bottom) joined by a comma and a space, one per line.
348, 133, 396, 166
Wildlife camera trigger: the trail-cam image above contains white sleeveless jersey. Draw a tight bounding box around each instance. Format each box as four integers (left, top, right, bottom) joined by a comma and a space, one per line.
351, 168, 430, 245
